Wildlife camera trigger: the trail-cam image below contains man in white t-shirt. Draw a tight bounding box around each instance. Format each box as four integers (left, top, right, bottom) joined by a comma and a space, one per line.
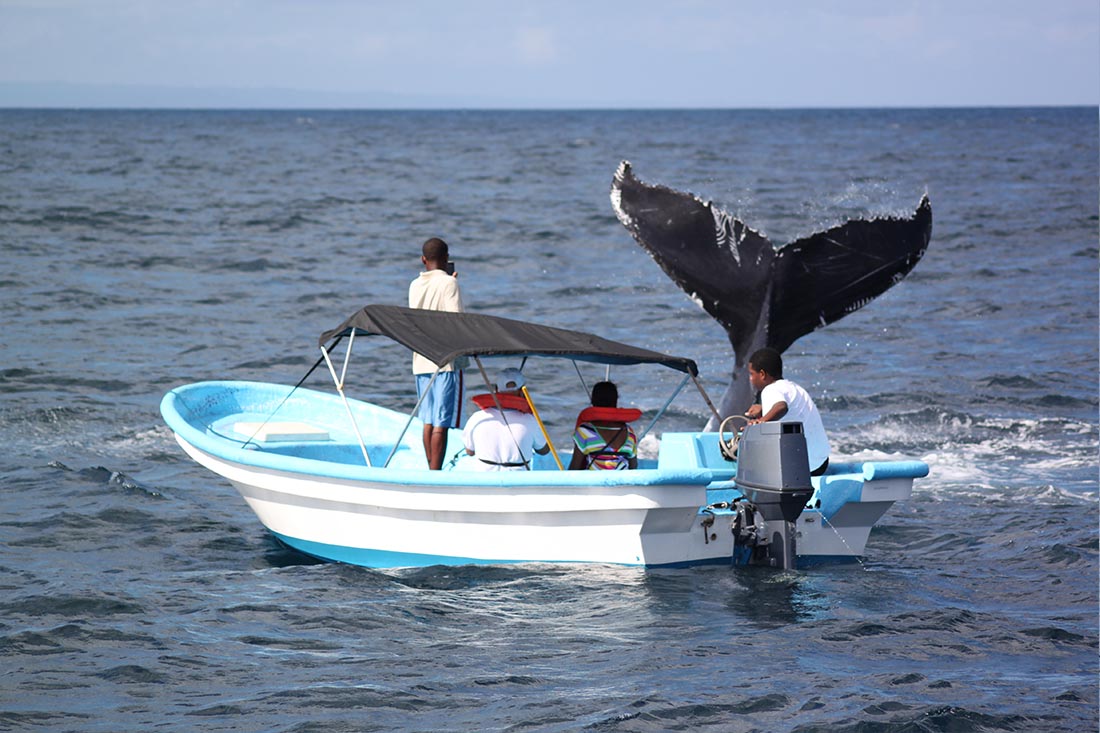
409, 237, 464, 470
462, 368, 549, 471
745, 347, 831, 476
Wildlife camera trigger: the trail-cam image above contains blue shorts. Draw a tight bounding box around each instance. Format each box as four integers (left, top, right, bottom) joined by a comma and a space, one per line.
415, 372, 463, 428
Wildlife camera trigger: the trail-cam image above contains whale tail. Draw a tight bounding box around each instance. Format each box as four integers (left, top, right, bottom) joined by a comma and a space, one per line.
611, 161, 932, 425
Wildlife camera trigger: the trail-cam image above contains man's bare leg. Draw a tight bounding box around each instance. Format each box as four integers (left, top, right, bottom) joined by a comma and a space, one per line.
427, 425, 448, 470
422, 424, 434, 468
423, 424, 448, 470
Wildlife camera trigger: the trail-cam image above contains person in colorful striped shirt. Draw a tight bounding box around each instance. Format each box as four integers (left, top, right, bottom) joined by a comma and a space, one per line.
568, 381, 640, 470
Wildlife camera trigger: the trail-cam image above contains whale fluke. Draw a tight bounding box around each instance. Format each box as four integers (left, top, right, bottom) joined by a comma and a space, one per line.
610, 161, 932, 427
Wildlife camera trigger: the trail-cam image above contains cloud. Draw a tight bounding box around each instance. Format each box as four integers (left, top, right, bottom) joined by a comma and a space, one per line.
513, 26, 557, 65
0, 0, 1095, 107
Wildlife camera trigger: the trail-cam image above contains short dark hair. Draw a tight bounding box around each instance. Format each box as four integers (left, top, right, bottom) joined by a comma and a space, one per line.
749, 348, 783, 378
590, 381, 619, 408
421, 237, 448, 263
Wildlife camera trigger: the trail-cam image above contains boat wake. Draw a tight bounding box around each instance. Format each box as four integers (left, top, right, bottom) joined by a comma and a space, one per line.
839, 409, 1097, 499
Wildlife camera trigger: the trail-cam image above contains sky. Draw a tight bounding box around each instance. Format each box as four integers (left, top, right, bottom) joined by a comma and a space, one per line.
1, 0, 1097, 108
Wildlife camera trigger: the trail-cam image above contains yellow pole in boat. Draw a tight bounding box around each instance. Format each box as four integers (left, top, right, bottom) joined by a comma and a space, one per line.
521, 385, 564, 471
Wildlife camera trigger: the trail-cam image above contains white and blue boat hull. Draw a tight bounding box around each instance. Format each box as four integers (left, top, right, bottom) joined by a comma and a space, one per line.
163, 381, 927, 569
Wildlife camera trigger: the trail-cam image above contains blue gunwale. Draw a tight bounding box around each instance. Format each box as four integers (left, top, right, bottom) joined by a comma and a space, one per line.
161, 380, 715, 488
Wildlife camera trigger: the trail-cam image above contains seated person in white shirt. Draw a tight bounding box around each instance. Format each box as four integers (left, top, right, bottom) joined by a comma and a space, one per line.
462, 368, 549, 471
745, 347, 831, 476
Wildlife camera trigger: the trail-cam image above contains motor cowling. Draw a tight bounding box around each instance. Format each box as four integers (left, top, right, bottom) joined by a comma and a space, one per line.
733, 422, 815, 569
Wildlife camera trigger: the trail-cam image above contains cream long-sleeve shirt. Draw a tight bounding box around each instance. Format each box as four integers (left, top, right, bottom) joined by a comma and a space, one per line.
408, 269, 464, 374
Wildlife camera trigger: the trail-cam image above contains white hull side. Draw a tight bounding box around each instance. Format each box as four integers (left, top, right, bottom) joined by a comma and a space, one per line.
179, 434, 916, 567
178, 436, 710, 567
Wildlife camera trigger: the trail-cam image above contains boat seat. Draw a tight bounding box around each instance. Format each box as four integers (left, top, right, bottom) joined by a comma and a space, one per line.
232, 421, 330, 443
658, 433, 737, 480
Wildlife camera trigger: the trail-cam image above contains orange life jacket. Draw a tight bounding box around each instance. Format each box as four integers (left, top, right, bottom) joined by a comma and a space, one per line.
471, 393, 532, 413
574, 406, 642, 429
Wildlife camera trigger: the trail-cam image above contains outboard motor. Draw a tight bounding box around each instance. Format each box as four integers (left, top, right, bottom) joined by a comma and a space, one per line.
732, 422, 815, 569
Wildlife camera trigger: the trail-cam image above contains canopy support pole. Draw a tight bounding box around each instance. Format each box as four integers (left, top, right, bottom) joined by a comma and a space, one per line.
321, 332, 373, 468
572, 360, 589, 397
691, 374, 723, 427
636, 373, 690, 443
386, 368, 438, 468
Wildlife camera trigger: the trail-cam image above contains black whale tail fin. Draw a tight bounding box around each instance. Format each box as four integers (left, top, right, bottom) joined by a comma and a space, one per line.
611, 161, 777, 361
611, 161, 933, 421
767, 194, 932, 354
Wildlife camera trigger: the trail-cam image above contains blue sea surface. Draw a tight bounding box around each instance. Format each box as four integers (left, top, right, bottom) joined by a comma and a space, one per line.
1, 107, 1097, 731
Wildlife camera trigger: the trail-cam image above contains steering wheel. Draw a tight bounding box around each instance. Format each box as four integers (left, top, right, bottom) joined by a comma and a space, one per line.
718, 415, 749, 461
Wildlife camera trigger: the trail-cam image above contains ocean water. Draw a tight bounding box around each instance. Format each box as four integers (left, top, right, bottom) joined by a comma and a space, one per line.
1, 107, 1097, 732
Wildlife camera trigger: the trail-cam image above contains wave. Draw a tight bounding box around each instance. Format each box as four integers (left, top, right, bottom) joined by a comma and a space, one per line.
61, 464, 165, 498
239, 212, 321, 231
8, 206, 164, 233
94, 664, 170, 684
835, 409, 1098, 499
0, 594, 145, 619
981, 374, 1043, 389
0, 622, 157, 657
208, 256, 298, 273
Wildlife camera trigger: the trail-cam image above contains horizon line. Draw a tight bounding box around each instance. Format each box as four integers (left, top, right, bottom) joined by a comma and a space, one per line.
1, 103, 1096, 112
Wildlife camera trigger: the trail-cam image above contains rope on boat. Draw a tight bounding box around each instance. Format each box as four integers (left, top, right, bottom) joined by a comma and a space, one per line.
239, 350, 329, 450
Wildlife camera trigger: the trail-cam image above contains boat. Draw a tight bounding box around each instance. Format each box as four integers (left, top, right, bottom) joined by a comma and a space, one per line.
161, 305, 928, 570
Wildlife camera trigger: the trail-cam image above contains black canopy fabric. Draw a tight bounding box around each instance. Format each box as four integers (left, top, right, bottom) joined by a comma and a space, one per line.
318, 305, 699, 376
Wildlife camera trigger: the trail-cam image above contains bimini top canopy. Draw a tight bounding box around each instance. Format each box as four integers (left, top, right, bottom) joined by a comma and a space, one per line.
319, 304, 699, 376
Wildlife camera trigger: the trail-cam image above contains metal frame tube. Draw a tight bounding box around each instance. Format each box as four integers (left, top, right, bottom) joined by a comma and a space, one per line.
637, 373, 690, 442
691, 374, 723, 426
386, 368, 438, 468
321, 338, 373, 468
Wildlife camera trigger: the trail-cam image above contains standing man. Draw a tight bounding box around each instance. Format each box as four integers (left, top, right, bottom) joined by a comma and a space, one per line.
409, 237, 464, 470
